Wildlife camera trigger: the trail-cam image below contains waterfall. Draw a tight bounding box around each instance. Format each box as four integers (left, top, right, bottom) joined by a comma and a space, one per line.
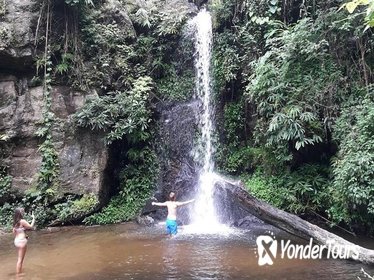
194, 9, 214, 176
187, 9, 226, 233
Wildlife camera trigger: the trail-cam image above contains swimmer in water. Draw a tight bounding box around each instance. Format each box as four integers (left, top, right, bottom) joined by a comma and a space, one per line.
152, 192, 195, 236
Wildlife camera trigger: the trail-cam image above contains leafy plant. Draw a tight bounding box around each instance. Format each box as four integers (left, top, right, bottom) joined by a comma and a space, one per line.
0, 170, 12, 200
244, 164, 330, 214
0, 202, 15, 229
329, 96, 374, 231
84, 148, 158, 225
65, 0, 93, 7
75, 76, 153, 145
0, 0, 6, 16
341, 0, 374, 29
157, 69, 194, 102
213, 30, 241, 91
55, 53, 74, 75
55, 193, 98, 223
243, 171, 287, 209
35, 51, 60, 195
245, 18, 342, 160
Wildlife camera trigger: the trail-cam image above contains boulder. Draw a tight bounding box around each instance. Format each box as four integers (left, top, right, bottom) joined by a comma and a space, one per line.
136, 215, 154, 226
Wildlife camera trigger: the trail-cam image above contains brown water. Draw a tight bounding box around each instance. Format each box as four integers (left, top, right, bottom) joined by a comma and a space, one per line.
0, 223, 373, 280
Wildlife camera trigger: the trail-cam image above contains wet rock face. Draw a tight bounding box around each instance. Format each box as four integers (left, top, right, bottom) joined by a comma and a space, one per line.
0, 76, 42, 139
143, 101, 200, 221
192, 0, 208, 8
0, 0, 37, 72
157, 100, 201, 198
0, 75, 108, 200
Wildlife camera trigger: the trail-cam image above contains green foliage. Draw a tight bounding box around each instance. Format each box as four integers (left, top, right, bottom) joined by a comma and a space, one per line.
36, 136, 60, 192
213, 0, 374, 234
217, 100, 286, 174
0, 166, 14, 229
80, 8, 138, 90
130, 1, 191, 36
223, 101, 246, 148
157, 69, 194, 102
329, 96, 374, 230
76, 0, 195, 139
0, 202, 15, 229
152, 9, 189, 37
35, 52, 60, 194
243, 171, 287, 209
55, 193, 98, 223
244, 164, 330, 214
217, 101, 255, 173
83, 196, 131, 225
211, 0, 235, 24
268, 0, 281, 16
0, 0, 6, 16
65, 0, 93, 7
245, 18, 343, 159
341, 0, 374, 29
0, 0, 193, 229
0, 26, 12, 48
211, 0, 280, 30
20, 0, 373, 233
267, 106, 323, 151
18, 190, 98, 227
368, 2, 374, 26
79, 0, 190, 92
213, 31, 241, 90
84, 148, 158, 225
223, 147, 254, 174
55, 53, 74, 75
20, 186, 56, 226
75, 76, 153, 144
65, 0, 191, 226
0, 169, 12, 200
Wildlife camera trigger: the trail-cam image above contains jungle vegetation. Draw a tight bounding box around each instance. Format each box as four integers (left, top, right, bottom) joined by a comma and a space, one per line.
213, 0, 374, 234
0, 0, 373, 235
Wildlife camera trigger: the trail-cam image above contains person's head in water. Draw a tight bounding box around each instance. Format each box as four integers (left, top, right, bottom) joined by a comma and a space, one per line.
13, 207, 24, 227
169, 192, 176, 201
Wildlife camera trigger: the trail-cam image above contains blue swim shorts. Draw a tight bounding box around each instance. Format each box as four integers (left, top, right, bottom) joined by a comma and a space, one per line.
166, 219, 178, 235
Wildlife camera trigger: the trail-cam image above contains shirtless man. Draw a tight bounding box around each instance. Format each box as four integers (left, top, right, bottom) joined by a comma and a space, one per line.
152, 192, 195, 236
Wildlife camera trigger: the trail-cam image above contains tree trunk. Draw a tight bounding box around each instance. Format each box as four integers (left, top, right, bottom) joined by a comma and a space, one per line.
215, 180, 374, 264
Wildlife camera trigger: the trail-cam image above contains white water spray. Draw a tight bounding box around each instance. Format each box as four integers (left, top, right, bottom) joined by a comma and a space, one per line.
186, 9, 230, 234
193, 10, 214, 176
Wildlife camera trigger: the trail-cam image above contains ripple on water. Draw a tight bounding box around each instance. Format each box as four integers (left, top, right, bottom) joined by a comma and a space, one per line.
0, 223, 373, 280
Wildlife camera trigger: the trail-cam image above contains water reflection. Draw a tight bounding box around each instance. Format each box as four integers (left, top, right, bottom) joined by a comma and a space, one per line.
0, 223, 373, 280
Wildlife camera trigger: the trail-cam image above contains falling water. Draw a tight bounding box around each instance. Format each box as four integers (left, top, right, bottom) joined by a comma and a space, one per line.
193, 9, 214, 176
187, 9, 227, 233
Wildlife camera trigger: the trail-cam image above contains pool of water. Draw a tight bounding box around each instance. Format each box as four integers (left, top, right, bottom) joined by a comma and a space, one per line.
0, 223, 373, 280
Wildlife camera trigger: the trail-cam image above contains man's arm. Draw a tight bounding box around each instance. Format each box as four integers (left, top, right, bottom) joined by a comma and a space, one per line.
176, 199, 195, 206
152, 202, 167, 207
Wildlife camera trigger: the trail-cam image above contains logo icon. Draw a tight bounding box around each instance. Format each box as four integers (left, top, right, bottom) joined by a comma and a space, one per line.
256, 234, 277, 266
